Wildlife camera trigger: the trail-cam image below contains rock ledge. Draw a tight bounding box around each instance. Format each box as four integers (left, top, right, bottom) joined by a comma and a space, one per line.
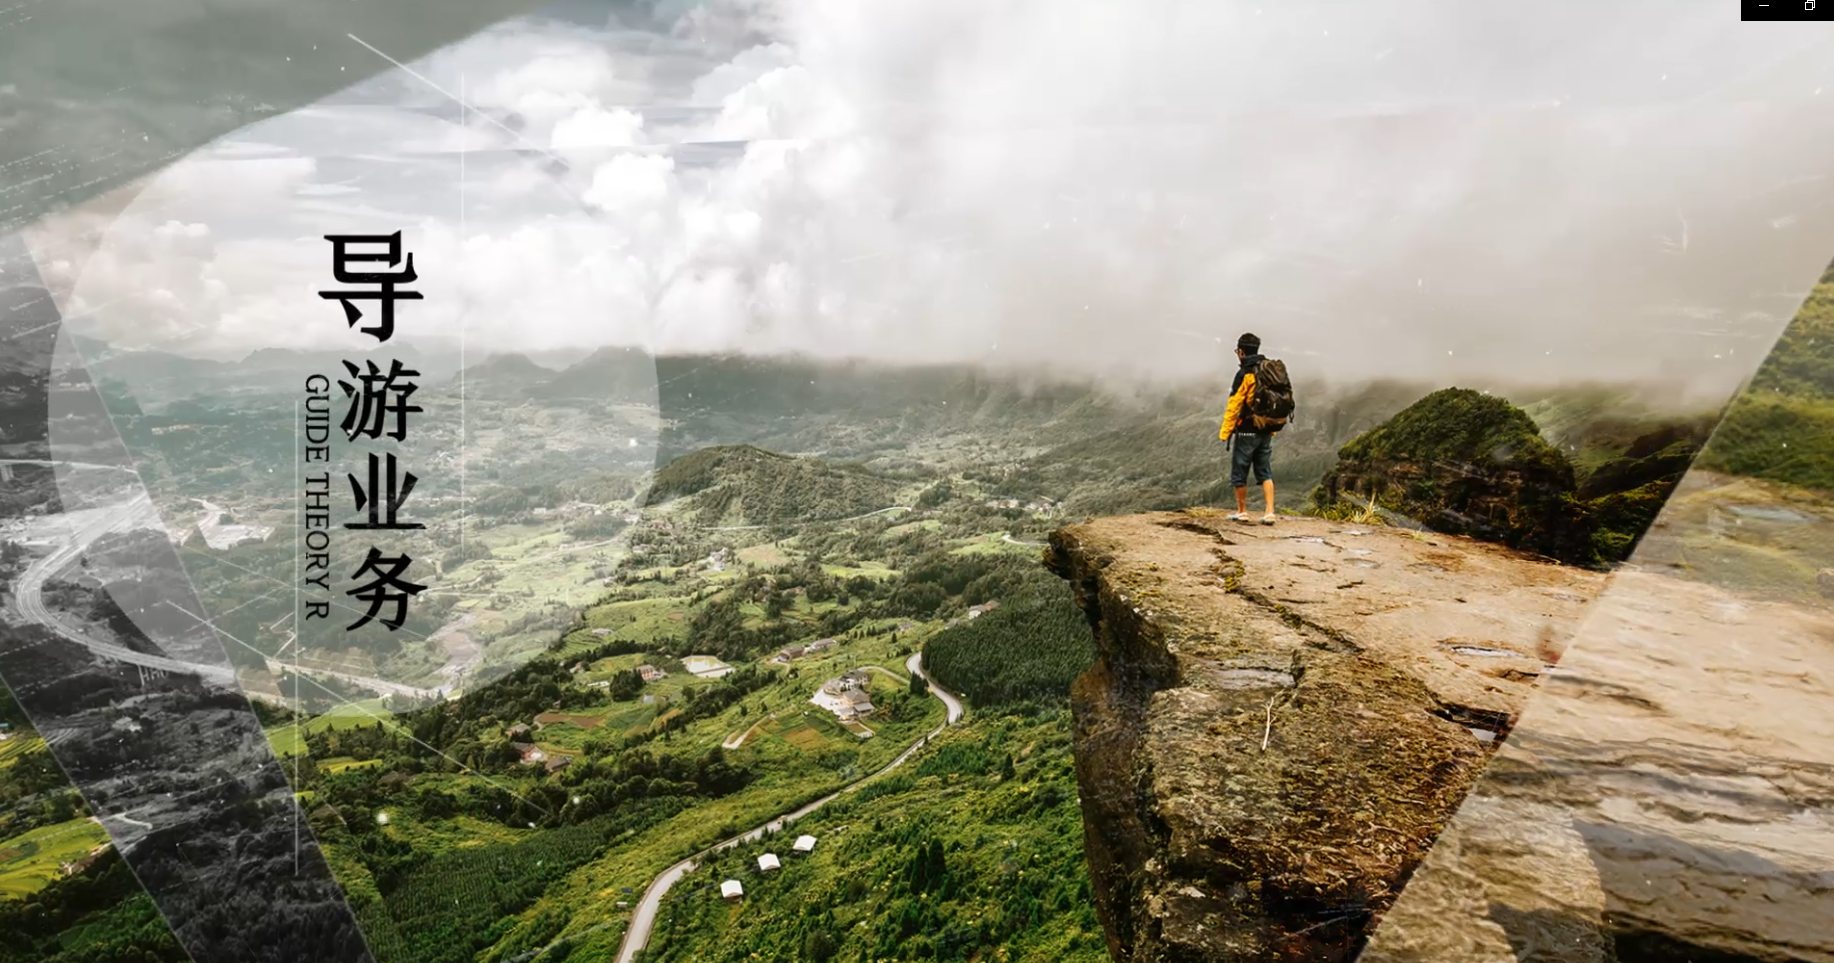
1046, 509, 1606, 962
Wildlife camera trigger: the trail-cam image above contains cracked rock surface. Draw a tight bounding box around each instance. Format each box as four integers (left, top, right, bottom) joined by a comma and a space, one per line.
1364, 542, 1834, 963
1045, 509, 1606, 963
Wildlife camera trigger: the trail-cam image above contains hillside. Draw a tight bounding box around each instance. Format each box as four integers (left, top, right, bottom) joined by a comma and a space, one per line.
449, 352, 558, 399
1697, 259, 1834, 491
640, 707, 1104, 963
644, 445, 905, 526
225, 516, 1070, 963
641, 577, 1104, 963
78, 340, 462, 409
526, 345, 656, 404
0, 682, 188, 963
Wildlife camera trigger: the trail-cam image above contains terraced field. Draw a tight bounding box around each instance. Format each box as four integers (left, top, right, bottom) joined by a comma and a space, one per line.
0, 732, 42, 769
0, 817, 111, 899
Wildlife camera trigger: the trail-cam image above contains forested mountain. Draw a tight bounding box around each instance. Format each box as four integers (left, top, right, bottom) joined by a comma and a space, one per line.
644, 445, 904, 525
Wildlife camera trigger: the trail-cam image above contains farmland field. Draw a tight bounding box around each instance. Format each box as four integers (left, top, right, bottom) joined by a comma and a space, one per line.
265, 699, 396, 758
0, 817, 111, 899
0, 733, 41, 769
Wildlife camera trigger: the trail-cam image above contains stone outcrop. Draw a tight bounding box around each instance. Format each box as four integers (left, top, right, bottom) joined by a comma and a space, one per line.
1314, 388, 1587, 563
1311, 389, 1708, 570
1046, 510, 1608, 962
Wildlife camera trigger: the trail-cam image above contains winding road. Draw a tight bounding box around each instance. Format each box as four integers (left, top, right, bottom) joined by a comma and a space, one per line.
9, 493, 239, 686
7, 478, 436, 699
612, 651, 963, 963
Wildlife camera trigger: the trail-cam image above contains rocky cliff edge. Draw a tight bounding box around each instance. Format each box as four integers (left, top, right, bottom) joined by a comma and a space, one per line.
1045, 509, 1608, 963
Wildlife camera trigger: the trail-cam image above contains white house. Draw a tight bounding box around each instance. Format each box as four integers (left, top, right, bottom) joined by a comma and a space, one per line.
721, 879, 744, 902
839, 687, 875, 717
793, 835, 817, 854
758, 853, 781, 872
812, 670, 870, 721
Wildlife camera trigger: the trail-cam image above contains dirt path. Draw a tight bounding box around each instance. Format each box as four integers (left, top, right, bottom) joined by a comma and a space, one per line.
721, 715, 773, 750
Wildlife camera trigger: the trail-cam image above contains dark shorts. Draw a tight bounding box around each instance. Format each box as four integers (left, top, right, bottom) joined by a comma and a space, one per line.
1230, 432, 1274, 487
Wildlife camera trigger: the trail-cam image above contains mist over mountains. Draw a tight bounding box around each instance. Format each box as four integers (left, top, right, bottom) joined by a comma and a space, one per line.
22, 1, 1834, 410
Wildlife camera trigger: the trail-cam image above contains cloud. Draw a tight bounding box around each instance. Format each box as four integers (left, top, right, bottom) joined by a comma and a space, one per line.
563, 0, 1834, 396
553, 106, 648, 152
137, 156, 320, 215
39, 216, 232, 352
35, 2, 1834, 402
689, 42, 796, 105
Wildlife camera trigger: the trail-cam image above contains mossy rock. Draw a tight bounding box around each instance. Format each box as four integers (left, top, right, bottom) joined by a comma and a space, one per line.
1334, 387, 1573, 478
1312, 389, 1709, 568
1316, 389, 1586, 560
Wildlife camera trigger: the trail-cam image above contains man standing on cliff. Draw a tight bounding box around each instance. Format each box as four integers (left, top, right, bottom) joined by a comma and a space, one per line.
1219, 332, 1293, 524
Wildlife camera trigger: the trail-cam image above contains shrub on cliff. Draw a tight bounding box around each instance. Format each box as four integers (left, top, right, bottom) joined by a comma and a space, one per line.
1313, 388, 1589, 561
1312, 388, 1711, 568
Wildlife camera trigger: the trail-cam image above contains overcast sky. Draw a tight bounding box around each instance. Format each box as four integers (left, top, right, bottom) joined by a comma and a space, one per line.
23, 0, 1834, 401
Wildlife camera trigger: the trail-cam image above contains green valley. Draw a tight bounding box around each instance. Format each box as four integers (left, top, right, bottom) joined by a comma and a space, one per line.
6, 341, 1744, 963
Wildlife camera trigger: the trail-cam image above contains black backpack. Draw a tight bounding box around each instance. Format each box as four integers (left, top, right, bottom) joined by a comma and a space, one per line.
1247, 359, 1295, 432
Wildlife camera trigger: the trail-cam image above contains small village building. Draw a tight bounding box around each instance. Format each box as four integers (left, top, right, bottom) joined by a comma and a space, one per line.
758, 853, 781, 872
826, 669, 869, 694
779, 645, 806, 661
793, 835, 817, 854
505, 723, 530, 738
815, 670, 877, 724
839, 687, 874, 717
805, 638, 836, 653
512, 742, 547, 765
545, 755, 572, 774
637, 665, 665, 682
721, 879, 744, 902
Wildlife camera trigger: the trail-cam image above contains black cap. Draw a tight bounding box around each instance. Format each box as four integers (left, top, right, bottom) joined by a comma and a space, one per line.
1237, 333, 1261, 354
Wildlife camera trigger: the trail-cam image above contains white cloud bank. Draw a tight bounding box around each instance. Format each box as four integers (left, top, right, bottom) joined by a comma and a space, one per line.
31, 1, 1834, 399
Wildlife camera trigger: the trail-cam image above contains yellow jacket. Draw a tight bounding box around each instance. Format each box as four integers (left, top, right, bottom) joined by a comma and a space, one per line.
1219, 371, 1256, 439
